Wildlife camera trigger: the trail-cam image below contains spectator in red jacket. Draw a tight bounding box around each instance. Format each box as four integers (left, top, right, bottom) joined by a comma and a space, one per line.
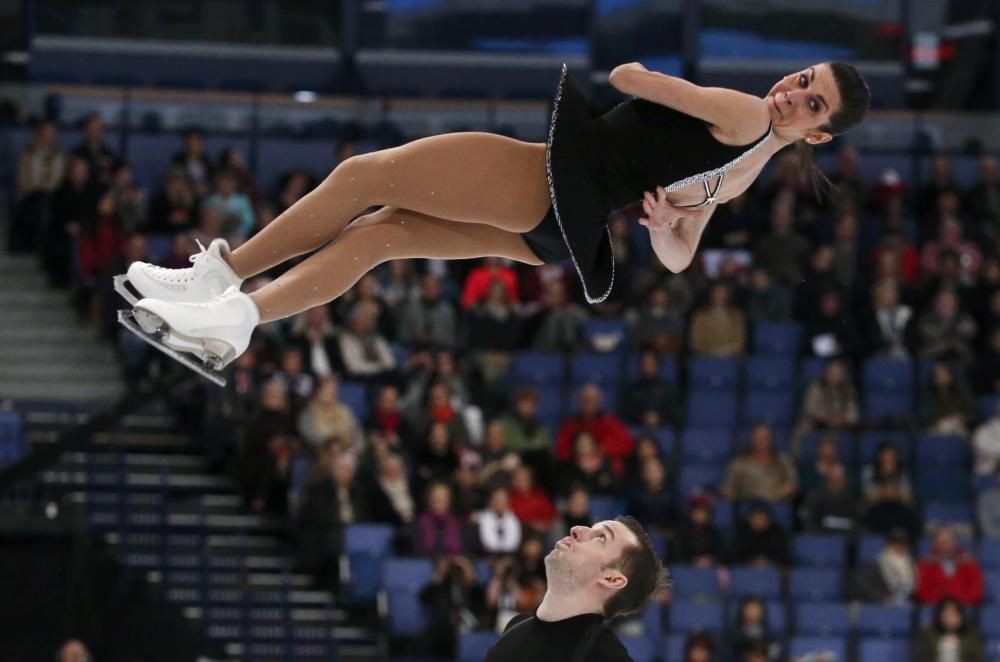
460, 257, 519, 309
508, 465, 557, 535
916, 526, 984, 606
555, 384, 634, 475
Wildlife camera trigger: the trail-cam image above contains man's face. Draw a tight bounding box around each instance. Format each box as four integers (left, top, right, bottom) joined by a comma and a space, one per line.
545, 520, 638, 593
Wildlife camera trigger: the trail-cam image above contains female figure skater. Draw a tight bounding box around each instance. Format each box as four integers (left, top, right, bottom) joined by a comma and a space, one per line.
118, 61, 869, 381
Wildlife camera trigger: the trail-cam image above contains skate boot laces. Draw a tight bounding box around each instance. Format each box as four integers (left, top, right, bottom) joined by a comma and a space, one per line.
146, 239, 211, 284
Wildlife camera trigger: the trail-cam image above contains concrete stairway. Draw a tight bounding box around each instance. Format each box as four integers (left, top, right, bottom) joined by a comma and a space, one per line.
0, 251, 125, 402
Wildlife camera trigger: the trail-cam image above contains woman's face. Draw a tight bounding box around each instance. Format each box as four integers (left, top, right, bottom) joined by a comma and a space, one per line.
878, 447, 899, 471
642, 459, 665, 486
428, 484, 451, 514
940, 602, 963, 632
574, 433, 598, 458
685, 644, 711, 662
765, 63, 842, 141
932, 363, 952, 387
741, 600, 764, 625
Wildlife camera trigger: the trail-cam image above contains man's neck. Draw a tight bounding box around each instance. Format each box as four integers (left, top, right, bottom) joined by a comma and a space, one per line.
535, 588, 603, 622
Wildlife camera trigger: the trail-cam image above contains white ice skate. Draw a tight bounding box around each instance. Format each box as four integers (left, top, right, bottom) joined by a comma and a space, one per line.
117, 286, 259, 386
113, 238, 243, 306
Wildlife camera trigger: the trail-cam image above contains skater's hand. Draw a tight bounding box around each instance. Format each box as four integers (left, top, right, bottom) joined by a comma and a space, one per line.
639, 187, 707, 232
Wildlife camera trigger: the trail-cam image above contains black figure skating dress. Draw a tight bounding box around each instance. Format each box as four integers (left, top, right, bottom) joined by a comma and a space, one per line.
521, 64, 772, 304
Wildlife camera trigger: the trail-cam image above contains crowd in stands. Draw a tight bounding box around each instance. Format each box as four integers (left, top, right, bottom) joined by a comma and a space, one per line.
9, 112, 1000, 661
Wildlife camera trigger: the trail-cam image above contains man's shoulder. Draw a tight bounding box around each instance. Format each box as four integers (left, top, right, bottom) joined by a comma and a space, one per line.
588, 628, 633, 662
501, 612, 534, 634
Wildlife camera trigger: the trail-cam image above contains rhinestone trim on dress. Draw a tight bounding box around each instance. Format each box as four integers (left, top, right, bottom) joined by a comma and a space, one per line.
662, 126, 772, 197
545, 63, 615, 305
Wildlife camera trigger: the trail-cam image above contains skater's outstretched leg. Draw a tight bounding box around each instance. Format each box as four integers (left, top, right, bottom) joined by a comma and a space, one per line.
249, 206, 543, 323
225, 132, 551, 279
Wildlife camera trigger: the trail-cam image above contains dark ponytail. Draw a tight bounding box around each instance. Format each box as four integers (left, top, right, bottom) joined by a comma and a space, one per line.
798, 61, 871, 198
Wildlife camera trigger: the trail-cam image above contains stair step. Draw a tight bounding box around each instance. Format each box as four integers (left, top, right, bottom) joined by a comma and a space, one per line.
0, 344, 115, 363
183, 606, 348, 623
0, 362, 122, 382
0, 289, 71, 307
0, 381, 124, 402
146, 570, 314, 588
60, 452, 207, 469
0, 253, 40, 272
0, 326, 97, 344
2, 307, 79, 325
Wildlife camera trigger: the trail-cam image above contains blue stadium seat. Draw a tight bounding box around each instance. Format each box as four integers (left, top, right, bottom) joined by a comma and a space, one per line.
511, 352, 565, 387
626, 355, 679, 384
669, 601, 724, 633
383, 559, 434, 636
857, 605, 912, 639
985, 571, 1000, 603
669, 566, 722, 601
919, 472, 973, 503
686, 393, 738, 429
799, 431, 854, 464
339, 382, 369, 420
863, 358, 914, 393
793, 534, 847, 568
745, 357, 796, 391
859, 639, 912, 662
794, 603, 851, 636
981, 606, 1000, 638
582, 318, 629, 354
863, 392, 913, 422
458, 632, 500, 662
620, 635, 656, 662
924, 502, 975, 527
752, 322, 802, 356
383, 558, 433, 590
729, 567, 782, 601
979, 540, 1000, 569
727, 600, 787, 634
677, 464, 727, 498
630, 427, 677, 457
789, 637, 848, 662
570, 352, 623, 390
680, 429, 733, 464
979, 395, 1000, 422
741, 392, 795, 428
590, 495, 626, 522
641, 602, 664, 642
857, 534, 885, 564
534, 385, 564, 421
798, 357, 829, 387
857, 431, 911, 464
917, 435, 971, 468
345, 524, 395, 601
688, 357, 740, 391
789, 568, 842, 602
666, 634, 687, 662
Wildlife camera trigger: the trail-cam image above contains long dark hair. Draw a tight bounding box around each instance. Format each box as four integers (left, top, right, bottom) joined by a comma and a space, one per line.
797, 61, 871, 197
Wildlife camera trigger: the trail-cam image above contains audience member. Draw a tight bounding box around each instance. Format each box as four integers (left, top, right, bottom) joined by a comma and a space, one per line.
721, 424, 798, 502
916, 527, 984, 606
414, 481, 464, 557
297, 375, 361, 453
55, 639, 92, 662
862, 477, 921, 542
12, 121, 65, 252
673, 496, 724, 567
850, 528, 916, 604
399, 274, 457, 349
626, 457, 673, 533
632, 285, 687, 355
461, 257, 518, 309
621, 350, 682, 429
508, 466, 557, 534
338, 301, 398, 383
171, 128, 214, 196
915, 289, 978, 363
802, 463, 857, 533
555, 384, 633, 475
978, 462, 1000, 539
863, 280, 913, 358
733, 500, 792, 567
729, 598, 779, 662
688, 281, 747, 357
528, 279, 587, 352
556, 431, 619, 496
475, 486, 522, 555
682, 632, 717, 662
915, 598, 986, 662
796, 433, 844, 494
795, 359, 859, 436
861, 442, 914, 504
922, 361, 977, 437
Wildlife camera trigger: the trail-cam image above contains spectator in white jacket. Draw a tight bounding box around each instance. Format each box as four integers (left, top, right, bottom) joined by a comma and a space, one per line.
979, 462, 1000, 539
973, 401, 1000, 477
476, 486, 522, 555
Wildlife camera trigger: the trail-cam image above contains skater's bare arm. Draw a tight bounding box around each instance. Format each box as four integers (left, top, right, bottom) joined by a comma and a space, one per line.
639, 187, 715, 273
609, 62, 769, 142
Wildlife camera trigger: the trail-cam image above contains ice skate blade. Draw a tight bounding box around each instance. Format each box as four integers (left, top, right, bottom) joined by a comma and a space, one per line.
113, 274, 139, 306
117, 309, 227, 387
